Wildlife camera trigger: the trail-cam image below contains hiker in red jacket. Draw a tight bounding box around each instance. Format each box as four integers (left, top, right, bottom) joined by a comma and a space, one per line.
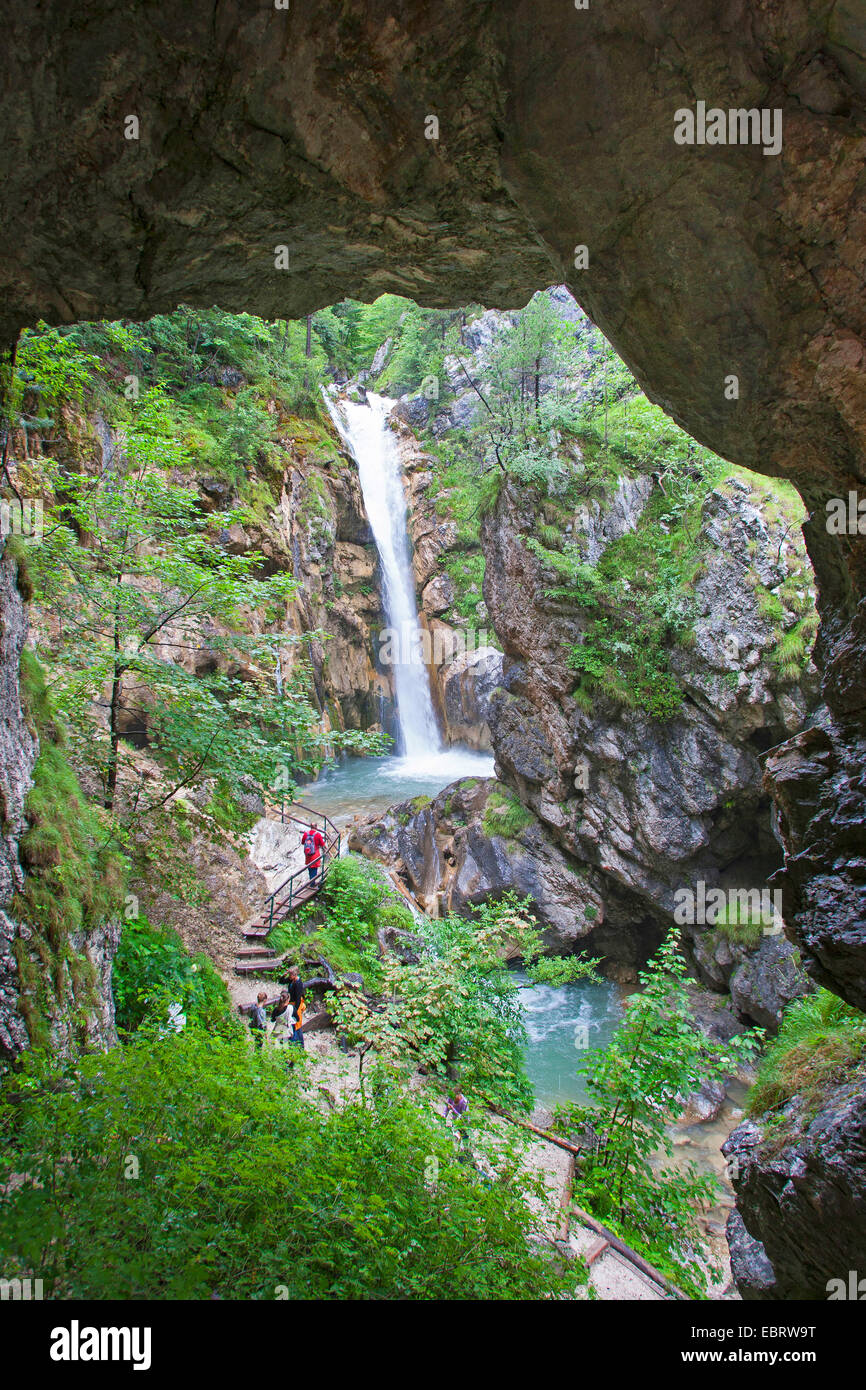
301, 822, 325, 883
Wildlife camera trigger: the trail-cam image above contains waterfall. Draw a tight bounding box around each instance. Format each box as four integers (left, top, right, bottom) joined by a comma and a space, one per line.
324, 390, 442, 759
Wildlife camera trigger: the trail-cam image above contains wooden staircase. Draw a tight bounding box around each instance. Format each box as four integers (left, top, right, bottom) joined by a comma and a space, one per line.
233, 800, 340, 982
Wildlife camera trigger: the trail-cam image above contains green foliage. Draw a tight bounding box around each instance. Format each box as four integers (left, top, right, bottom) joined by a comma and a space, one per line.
0, 1029, 575, 1299
23, 386, 382, 821
330, 893, 552, 1113
747, 989, 866, 1120
14, 323, 102, 412
202, 780, 259, 836
113, 915, 242, 1039
11, 653, 127, 1051
482, 786, 534, 840
768, 612, 820, 685
443, 550, 486, 621
554, 933, 760, 1296
526, 955, 603, 987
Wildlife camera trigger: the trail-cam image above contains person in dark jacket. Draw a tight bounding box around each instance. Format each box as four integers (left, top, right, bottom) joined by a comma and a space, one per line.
250, 991, 269, 1048
287, 966, 306, 1047
270, 989, 294, 1046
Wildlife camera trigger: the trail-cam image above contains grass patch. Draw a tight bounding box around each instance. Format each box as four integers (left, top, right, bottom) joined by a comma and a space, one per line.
747, 989, 866, 1120
268, 854, 414, 987
482, 787, 533, 840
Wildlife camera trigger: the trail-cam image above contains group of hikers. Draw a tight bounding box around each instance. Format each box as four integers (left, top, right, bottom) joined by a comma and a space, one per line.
247, 823, 324, 1051
249, 966, 306, 1049
248, 822, 475, 1138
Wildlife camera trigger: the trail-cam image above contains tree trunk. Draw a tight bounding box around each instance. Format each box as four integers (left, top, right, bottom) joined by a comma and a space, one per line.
105, 593, 124, 810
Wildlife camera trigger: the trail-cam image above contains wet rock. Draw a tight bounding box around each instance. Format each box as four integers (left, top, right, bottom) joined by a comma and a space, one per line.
724, 1072, 866, 1299
421, 572, 454, 617
349, 776, 662, 962
392, 393, 429, 431
681, 1078, 727, 1125
439, 647, 504, 751
725, 1210, 779, 1300
728, 934, 814, 1031
763, 718, 866, 1012
369, 338, 392, 377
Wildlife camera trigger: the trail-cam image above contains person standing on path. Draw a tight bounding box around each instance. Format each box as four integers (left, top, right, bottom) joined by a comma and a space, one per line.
301, 822, 325, 884
287, 966, 306, 1048
250, 991, 269, 1048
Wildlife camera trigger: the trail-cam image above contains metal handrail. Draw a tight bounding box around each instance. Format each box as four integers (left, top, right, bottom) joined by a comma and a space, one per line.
262, 799, 341, 931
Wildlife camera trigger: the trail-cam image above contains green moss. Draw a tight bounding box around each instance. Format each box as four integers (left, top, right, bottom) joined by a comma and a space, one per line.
482, 787, 533, 840
203, 780, 258, 836
11, 653, 127, 1051
236, 472, 278, 526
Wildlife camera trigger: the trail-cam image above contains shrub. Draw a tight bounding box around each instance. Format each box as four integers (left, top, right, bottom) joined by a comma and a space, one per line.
112, 915, 241, 1039
0, 1029, 575, 1300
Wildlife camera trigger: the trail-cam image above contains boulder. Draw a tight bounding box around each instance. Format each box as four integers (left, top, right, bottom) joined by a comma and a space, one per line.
728, 934, 814, 1031
438, 646, 504, 751
725, 1210, 779, 1301
724, 1073, 866, 1299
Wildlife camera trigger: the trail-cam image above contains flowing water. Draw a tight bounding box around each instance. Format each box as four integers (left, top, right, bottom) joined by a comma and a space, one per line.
513, 967, 624, 1109
324, 389, 441, 758
307, 748, 496, 831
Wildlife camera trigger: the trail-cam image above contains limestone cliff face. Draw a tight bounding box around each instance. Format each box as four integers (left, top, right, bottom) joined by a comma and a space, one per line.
255, 414, 395, 741
0, 545, 120, 1063
348, 441, 821, 1021
479, 469, 817, 1002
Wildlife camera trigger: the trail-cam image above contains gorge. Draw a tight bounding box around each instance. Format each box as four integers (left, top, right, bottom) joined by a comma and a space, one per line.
1, 0, 865, 1314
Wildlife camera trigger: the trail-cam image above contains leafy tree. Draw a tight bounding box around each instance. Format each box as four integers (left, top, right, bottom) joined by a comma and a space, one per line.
24, 386, 378, 821
554, 932, 760, 1295
330, 892, 596, 1112
112, 914, 243, 1039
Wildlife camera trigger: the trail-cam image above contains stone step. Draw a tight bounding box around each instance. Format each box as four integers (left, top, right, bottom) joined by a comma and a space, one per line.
234, 957, 287, 976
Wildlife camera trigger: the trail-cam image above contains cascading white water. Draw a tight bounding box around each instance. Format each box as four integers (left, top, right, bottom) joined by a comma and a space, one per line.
324, 390, 442, 759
